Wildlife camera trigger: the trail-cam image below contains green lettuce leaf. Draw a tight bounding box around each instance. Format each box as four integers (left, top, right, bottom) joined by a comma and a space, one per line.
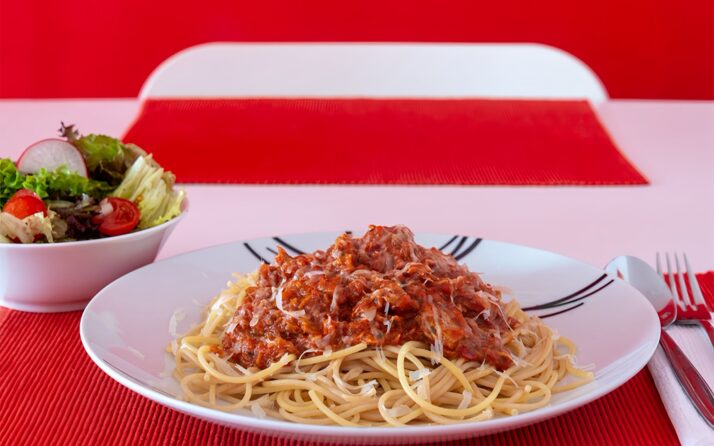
60, 124, 148, 187
112, 155, 184, 229
72, 134, 128, 185
0, 158, 24, 203
22, 166, 113, 200
0, 158, 112, 206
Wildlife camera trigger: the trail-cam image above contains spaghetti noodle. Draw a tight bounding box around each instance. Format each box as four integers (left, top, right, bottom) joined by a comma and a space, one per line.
170, 226, 592, 426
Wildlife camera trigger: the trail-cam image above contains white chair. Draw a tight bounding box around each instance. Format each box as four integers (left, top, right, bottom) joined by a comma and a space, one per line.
139, 43, 608, 103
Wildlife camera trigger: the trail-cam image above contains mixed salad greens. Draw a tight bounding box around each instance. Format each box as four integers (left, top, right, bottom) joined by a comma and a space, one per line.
0, 124, 184, 243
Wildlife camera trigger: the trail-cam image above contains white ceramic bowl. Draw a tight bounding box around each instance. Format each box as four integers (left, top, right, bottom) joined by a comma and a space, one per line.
0, 204, 187, 313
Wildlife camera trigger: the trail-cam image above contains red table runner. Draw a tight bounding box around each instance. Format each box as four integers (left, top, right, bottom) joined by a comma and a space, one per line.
123, 98, 648, 185
5, 275, 712, 445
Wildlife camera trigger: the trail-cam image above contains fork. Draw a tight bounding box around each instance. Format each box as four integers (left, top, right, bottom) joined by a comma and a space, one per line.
657, 252, 714, 347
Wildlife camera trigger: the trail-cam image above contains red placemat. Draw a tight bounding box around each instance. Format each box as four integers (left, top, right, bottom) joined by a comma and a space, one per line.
6, 275, 713, 445
122, 98, 648, 185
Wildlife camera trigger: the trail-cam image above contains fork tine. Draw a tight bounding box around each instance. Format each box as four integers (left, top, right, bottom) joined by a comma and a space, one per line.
684, 253, 708, 308
656, 252, 663, 274
674, 253, 693, 309
665, 253, 683, 308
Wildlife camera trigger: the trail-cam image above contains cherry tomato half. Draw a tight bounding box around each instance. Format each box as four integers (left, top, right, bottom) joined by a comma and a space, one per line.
3, 189, 48, 219
92, 197, 140, 236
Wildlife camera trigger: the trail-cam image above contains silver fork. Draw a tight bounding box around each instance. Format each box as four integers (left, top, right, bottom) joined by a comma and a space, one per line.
657, 252, 714, 346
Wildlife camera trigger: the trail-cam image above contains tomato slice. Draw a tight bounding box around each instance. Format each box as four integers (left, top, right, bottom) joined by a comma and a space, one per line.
92, 197, 140, 236
3, 189, 48, 219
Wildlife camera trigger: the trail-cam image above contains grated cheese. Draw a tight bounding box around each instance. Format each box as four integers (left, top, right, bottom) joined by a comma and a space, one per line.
211, 291, 234, 313
385, 405, 411, 418
457, 390, 472, 410
430, 340, 444, 365
409, 368, 432, 382
362, 307, 377, 321
212, 355, 241, 376
510, 352, 532, 367
550, 328, 561, 341
478, 357, 487, 370
495, 302, 514, 332
493, 370, 519, 387
274, 284, 305, 319
360, 379, 379, 396
416, 379, 429, 400
427, 296, 444, 365
234, 363, 252, 375
475, 307, 491, 321
383, 318, 392, 335
330, 285, 343, 312
250, 403, 267, 419
168, 308, 186, 337
295, 349, 318, 374
408, 244, 418, 262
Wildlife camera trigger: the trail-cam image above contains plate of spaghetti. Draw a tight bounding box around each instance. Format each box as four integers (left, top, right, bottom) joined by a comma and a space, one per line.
81, 225, 660, 443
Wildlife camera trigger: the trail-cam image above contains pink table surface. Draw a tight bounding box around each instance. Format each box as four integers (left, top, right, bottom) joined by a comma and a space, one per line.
0, 99, 712, 270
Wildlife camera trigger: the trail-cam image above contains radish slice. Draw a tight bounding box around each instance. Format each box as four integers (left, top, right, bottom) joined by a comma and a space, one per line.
17, 139, 88, 177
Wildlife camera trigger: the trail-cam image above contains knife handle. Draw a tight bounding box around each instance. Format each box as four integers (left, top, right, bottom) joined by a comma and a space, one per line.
659, 329, 714, 428
699, 320, 714, 348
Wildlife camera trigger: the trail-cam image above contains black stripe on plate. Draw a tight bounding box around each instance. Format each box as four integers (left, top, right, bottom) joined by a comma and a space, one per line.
538, 302, 586, 319
273, 237, 305, 255
438, 235, 459, 251
522, 273, 610, 311
454, 238, 483, 260
536, 279, 615, 310
448, 236, 468, 256
244, 242, 270, 264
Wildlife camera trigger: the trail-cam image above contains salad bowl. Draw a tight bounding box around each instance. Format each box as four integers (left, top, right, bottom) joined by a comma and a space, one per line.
0, 125, 187, 312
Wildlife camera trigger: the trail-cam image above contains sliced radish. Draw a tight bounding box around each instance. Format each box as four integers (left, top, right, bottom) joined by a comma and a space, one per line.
17, 138, 88, 177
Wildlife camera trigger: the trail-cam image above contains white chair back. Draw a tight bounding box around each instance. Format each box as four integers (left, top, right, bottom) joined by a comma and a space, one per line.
140, 43, 608, 102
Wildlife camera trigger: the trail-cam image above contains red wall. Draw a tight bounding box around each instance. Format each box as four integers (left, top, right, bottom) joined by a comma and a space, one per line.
1, 0, 712, 99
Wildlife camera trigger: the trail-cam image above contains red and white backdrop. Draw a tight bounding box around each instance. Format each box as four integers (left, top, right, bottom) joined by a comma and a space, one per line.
0, 0, 712, 99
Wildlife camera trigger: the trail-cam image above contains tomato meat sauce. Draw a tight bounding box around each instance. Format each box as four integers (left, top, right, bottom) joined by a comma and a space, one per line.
223, 225, 518, 370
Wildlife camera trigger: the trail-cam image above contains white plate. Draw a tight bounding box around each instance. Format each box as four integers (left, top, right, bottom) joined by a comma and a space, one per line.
80, 232, 660, 444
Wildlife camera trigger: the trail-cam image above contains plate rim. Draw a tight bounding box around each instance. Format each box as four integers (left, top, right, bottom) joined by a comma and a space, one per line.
80, 231, 661, 440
